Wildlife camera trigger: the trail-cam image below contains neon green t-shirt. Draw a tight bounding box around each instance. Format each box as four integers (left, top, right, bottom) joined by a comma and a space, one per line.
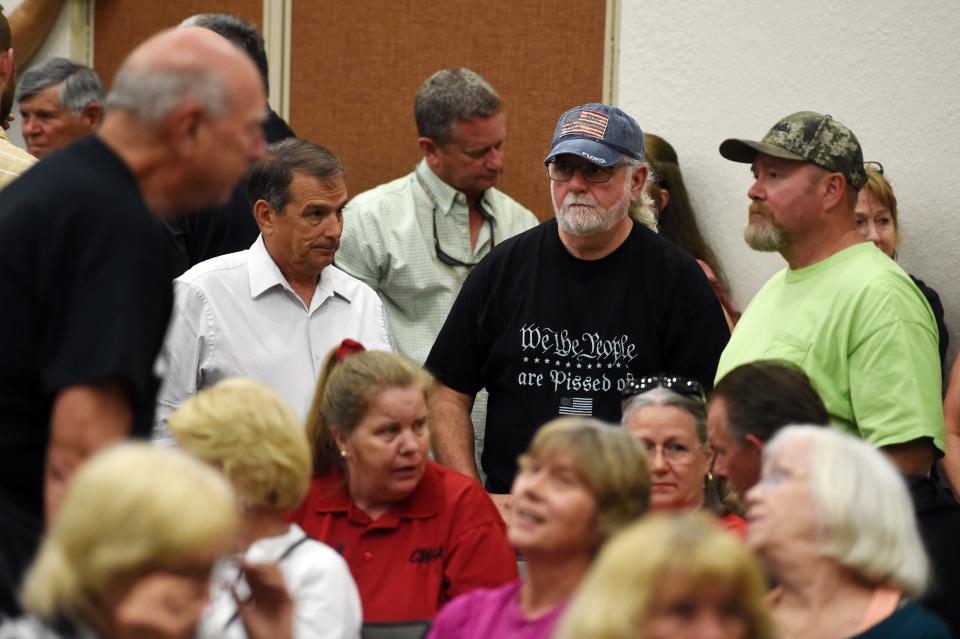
716, 242, 944, 451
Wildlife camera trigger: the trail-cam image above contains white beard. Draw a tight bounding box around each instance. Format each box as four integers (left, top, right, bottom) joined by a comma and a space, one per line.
553, 181, 632, 237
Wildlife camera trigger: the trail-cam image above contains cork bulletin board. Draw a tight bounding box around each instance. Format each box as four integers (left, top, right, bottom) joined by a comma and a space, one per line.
91, 1, 607, 220
92, 0, 262, 86
288, 1, 607, 220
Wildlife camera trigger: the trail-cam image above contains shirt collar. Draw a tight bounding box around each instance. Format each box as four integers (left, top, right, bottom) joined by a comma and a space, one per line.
310, 462, 441, 526
248, 235, 352, 303
416, 159, 498, 220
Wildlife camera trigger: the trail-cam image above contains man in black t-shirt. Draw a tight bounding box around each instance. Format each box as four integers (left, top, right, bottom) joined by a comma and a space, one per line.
425, 104, 729, 516
0, 27, 266, 616
167, 13, 297, 275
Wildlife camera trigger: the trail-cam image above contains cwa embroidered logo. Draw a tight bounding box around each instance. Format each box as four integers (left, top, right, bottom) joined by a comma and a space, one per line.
560, 109, 609, 139
409, 545, 444, 564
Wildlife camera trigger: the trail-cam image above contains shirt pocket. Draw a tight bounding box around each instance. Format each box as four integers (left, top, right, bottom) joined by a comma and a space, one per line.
761, 331, 812, 365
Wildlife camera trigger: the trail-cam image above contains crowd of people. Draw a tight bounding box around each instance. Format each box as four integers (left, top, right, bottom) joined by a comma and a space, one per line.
0, 7, 957, 639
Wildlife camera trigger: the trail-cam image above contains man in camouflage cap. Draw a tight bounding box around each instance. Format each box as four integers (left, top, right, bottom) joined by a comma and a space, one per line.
714, 110, 944, 477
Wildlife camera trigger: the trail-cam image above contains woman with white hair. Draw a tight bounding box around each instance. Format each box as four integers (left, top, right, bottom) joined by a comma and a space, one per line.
168, 378, 362, 639
746, 425, 950, 638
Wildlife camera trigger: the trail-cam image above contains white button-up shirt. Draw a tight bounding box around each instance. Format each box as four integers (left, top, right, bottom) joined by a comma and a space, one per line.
154, 236, 393, 440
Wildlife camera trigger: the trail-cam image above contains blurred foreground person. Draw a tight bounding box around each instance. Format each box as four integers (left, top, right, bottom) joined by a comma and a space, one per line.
0, 444, 291, 639
0, 26, 266, 615
747, 426, 950, 638
168, 379, 362, 639
289, 344, 516, 623
554, 512, 772, 639
428, 417, 650, 639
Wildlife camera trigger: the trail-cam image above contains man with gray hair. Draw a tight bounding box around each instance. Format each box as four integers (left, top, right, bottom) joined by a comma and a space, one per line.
425, 104, 729, 516
0, 27, 266, 615
16, 57, 104, 158
154, 138, 393, 439
335, 68, 538, 467
336, 68, 537, 366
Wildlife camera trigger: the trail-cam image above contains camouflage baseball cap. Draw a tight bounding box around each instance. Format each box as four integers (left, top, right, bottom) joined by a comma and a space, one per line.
719, 111, 867, 190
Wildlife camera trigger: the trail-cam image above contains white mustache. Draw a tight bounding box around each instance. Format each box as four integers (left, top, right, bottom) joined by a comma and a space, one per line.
562, 194, 598, 208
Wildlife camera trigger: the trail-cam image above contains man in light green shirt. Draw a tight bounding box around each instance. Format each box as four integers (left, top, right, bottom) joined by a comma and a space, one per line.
716, 111, 943, 476
335, 68, 538, 465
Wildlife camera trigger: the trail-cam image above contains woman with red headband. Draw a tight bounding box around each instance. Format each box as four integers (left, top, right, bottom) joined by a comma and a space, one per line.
288, 341, 517, 625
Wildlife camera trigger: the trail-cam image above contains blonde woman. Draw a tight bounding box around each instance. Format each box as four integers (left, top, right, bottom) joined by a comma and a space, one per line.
554, 512, 772, 639
428, 417, 651, 639
168, 378, 362, 639
0, 444, 289, 639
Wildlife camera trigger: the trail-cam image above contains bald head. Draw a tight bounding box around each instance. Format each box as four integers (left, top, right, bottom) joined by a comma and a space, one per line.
106, 27, 263, 125
99, 27, 267, 216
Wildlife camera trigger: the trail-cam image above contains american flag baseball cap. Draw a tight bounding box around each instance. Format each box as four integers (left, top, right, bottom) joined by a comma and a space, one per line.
544, 103, 645, 167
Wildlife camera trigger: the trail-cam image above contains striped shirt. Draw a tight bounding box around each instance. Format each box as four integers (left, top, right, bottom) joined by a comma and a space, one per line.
0, 130, 35, 189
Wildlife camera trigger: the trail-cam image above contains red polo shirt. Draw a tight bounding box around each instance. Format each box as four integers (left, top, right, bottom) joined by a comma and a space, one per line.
288, 461, 518, 622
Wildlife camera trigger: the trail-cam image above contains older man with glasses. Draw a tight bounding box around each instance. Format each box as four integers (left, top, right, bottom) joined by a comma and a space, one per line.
425, 104, 729, 519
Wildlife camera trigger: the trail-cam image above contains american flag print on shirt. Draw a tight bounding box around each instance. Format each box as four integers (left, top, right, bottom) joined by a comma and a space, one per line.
559, 397, 593, 416
560, 110, 609, 139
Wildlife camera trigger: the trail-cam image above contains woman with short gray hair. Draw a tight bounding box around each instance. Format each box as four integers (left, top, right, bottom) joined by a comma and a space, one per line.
747, 425, 949, 638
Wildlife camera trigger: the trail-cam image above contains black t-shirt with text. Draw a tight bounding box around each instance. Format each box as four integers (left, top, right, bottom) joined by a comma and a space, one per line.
426, 218, 729, 492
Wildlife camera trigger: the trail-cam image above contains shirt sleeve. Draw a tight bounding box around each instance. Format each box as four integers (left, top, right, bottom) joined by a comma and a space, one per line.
152, 281, 207, 442
442, 483, 518, 602
423, 262, 493, 395
849, 319, 945, 452
661, 256, 730, 392
426, 589, 475, 639
290, 549, 363, 639
335, 200, 386, 290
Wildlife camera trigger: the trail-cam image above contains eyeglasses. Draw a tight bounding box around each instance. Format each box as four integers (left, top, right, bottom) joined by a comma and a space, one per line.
864, 161, 884, 175
621, 374, 706, 403
433, 204, 494, 268
547, 160, 623, 184
641, 440, 697, 464
416, 169, 495, 268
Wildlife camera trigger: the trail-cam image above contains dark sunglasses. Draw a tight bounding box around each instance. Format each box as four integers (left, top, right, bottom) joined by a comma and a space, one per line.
621, 374, 706, 403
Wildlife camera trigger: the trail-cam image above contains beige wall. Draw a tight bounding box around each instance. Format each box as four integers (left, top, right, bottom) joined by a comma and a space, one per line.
618, 0, 960, 366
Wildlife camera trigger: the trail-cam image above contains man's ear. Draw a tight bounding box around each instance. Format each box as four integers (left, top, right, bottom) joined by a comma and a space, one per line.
169, 104, 204, 157
419, 136, 442, 171
821, 171, 847, 210
659, 186, 671, 211
629, 163, 648, 202
81, 102, 103, 129
744, 433, 765, 456
253, 199, 275, 234
0, 48, 14, 90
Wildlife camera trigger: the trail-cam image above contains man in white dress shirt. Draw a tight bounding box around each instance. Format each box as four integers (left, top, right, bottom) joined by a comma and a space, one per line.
155, 139, 393, 438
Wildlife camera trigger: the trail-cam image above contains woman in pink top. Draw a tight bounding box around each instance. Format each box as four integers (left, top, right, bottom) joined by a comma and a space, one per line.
428, 417, 651, 639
